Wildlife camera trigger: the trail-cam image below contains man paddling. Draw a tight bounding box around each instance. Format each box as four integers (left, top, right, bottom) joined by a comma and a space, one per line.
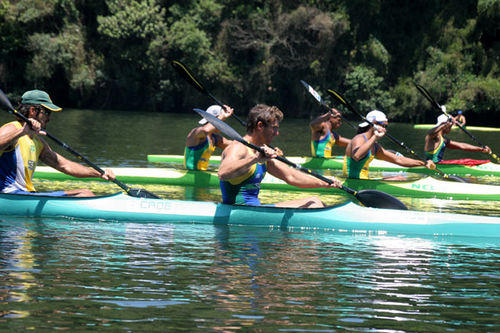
456, 110, 466, 127
0, 89, 115, 196
218, 104, 342, 207
309, 108, 350, 157
344, 110, 435, 179
184, 105, 234, 170
424, 114, 491, 162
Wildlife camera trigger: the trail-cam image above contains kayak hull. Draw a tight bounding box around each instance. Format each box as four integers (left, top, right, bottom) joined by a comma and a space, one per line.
34, 166, 500, 200
147, 154, 500, 177
1, 192, 499, 238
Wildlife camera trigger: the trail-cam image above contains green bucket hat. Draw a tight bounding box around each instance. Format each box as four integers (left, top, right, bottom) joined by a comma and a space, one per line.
21, 90, 62, 112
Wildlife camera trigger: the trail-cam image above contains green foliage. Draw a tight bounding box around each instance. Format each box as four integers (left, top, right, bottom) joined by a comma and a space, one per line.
343, 65, 395, 116
26, 23, 102, 92
7, 0, 57, 23
0, 0, 498, 119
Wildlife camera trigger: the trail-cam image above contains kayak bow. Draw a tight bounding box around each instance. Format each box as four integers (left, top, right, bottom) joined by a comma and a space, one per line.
1, 192, 499, 238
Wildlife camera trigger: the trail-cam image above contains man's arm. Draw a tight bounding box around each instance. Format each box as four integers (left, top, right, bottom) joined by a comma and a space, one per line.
0, 120, 41, 152
447, 140, 491, 153
0, 123, 24, 151
336, 135, 350, 147
376, 146, 427, 167
267, 159, 341, 189
218, 142, 258, 180
39, 140, 114, 180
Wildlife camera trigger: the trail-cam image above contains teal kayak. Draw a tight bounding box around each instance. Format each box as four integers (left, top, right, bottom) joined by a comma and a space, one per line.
33, 166, 500, 200
1, 192, 499, 238
146, 154, 500, 177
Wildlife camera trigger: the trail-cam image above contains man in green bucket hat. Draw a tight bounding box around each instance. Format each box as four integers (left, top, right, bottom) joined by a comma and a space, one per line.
0, 89, 115, 196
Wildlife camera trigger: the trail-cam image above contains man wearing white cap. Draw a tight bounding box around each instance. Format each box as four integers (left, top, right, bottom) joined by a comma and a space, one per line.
424, 114, 491, 162
0, 89, 115, 196
343, 110, 435, 179
184, 104, 234, 170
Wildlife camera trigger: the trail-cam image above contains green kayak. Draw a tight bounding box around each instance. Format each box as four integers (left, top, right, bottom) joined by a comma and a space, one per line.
33, 166, 500, 200
1, 192, 499, 238
414, 124, 500, 131
146, 154, 500, 177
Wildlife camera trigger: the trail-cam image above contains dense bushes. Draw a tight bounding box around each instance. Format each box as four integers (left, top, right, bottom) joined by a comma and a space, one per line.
0, 0, 498, 123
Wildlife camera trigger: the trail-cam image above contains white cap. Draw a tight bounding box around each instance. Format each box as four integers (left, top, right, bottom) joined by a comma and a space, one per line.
435, 114, 450, 127
359, 110, 388, 127
199, 105, 222, 125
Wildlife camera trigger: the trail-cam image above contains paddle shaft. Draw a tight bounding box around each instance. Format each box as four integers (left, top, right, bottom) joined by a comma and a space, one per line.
327, 89, 466, 181
0, 89, 159, 198
13, 109, 132, 192
415, 83, 500, 163
171, 60, 247, 127
300, 80, 357, 130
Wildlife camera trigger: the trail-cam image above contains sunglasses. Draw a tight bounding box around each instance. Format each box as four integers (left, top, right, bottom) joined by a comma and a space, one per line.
375, 122, 387, 128
36, 108, 51, 116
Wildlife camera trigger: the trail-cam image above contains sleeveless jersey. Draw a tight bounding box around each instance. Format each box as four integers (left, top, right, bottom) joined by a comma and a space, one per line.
343, 136, 378, 179
220, 162, 267, 205
425, 135, 448, 162
311, 130, 339, 158
0, 121, 44, 193
184, 134, 220, 170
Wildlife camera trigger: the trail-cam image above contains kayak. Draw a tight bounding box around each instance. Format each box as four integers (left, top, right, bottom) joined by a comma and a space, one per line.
146, 154, 500, 177
413, 124, 500, 131
33, 166, 500, 200
1, 192, 499, 238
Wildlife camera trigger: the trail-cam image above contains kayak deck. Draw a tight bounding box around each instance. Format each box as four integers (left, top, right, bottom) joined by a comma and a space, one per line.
1, 192, 499, 238
146, 154, 500, 177
33, 166, 500, 201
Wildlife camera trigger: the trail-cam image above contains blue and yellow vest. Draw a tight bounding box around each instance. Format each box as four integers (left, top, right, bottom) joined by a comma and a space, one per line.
0, 121, 43, 193
311, 130, 339, 158
220, 162, 267, 205
343, 136, 378, 179
184, 134, 220, 170
425, 135, 448, 162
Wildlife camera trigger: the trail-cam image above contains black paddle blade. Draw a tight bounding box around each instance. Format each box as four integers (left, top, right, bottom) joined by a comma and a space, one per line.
0, 88, 15, 111
327, 88, 349, 106
443, 174, 469, 183
193, 108, 243, 141
171, 60, 207, 94
327, 89, 365, 119
356, 190, 408, 210
414, 83, 441, 110
128, 188, 160, 199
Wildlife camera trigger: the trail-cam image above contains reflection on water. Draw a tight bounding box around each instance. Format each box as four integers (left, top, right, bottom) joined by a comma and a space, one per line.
0, 218, 498, 331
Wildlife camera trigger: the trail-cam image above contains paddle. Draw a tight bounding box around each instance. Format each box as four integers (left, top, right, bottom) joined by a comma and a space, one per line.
300, 80, 357, 130
327, 88, 468, 183
171, 60, 247, 127
193, 107, 408, 210
414, 83, 500, 163
0, 88, 160, 199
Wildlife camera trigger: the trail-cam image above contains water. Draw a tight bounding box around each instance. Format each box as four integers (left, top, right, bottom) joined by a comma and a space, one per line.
1, 109, 500, 331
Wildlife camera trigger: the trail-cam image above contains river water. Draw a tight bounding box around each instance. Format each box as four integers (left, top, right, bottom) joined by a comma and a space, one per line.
1, 109, 500, 331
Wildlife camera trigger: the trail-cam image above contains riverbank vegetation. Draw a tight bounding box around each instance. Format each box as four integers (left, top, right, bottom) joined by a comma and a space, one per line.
0, 0, 498, 123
